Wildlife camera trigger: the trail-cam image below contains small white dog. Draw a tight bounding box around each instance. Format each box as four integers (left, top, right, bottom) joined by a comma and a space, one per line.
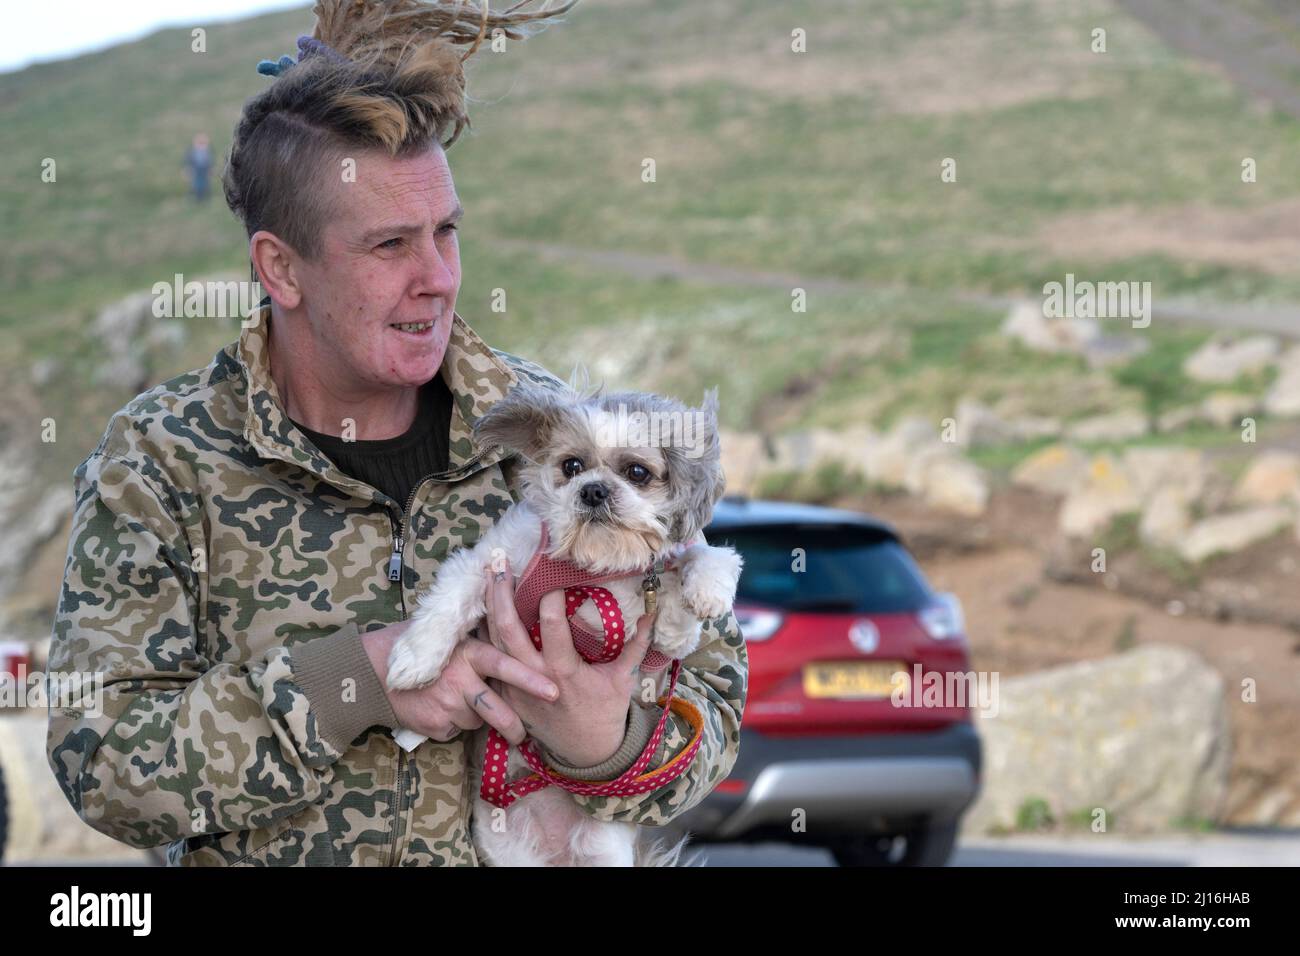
385, 379, 743, 866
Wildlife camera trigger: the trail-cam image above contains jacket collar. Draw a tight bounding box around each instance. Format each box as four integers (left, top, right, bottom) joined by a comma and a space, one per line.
235, 302, 518, 504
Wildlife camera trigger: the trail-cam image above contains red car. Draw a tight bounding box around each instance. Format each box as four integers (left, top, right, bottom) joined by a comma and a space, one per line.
670, 496, 984, 866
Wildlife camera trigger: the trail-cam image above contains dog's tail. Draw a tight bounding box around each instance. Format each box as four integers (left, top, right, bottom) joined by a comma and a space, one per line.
634, 830, 702, 867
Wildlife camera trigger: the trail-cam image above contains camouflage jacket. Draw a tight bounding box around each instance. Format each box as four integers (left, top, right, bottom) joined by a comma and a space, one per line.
46, 303, 748, 866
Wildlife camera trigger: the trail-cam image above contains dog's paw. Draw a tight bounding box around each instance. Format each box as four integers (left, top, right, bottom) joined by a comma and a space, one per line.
652, 620, 703, 661
680, 548, 742, 622
386, 626, 452, 691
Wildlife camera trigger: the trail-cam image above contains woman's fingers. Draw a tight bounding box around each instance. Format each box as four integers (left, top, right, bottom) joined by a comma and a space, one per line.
482, 566, 546, 668
536, 589, 581, 676
464, 637, 558, 702
461, 677, 527, 746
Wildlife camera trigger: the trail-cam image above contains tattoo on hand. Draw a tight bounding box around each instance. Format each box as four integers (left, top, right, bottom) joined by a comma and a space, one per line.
473, 690, 490, 710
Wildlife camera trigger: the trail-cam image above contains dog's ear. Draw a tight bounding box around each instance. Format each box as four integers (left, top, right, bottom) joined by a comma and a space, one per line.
664, 387, 726, 543
473, 382, 576, 463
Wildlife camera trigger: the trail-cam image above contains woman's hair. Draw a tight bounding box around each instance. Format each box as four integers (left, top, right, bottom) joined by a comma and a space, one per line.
223, 0, 577, 260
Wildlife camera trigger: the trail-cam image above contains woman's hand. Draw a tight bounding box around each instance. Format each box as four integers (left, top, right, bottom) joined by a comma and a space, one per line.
480, 565, 658, 767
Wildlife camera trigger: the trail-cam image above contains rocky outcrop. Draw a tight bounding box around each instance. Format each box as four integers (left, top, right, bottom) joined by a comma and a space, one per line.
960, 645, 1231, 836
1183, 334, 1281, 384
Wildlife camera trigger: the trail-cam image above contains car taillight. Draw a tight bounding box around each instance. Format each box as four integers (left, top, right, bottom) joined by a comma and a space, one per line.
734, 607, 783, 641
918, 592, 965, 640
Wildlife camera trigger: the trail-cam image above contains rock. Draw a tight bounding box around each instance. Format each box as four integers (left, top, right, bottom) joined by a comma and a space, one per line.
94, 289, 155, 342
1012, 444, 1089, 496
757, 425, 892, 494
910, 451, 990, 517
1199, 391, 1258, 428
767, 428, 853, 475
1243, 787, 1296, 827
1082, 333, 1151, 369
1156, 405, 1200, 433
0, 714, 150, 862
901, 443, 947, 497
30, 358, 60, 387
953, 398, 1012, 450
1264, 346, 1300, 418
87, 286, 192, 393
954, 398, 1064, 449
1059, 454, 1141, 538
1001, 302, 1100, 355
832, 425, 881, 482
1006, 416, 1064, 442
1182, 334, 1280, 384
147, 319, 189, 352
1121, 446, 1208, 502
1179, 506, 1294, 563
1065, 410, 1149, 443
863, 417, 936, 488
958, 645, 1230, 836
0, 448, 75, 604
91, 352, 145, 389
1139, 485, 1193, 549
1233, 451, 1300, 506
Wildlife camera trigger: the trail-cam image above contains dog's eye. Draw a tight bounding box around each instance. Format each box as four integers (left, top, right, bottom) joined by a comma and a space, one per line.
625, 463, 651, 484
561, 457, 584, 478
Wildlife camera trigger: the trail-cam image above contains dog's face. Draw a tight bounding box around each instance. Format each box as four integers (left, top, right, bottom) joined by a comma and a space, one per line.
473, 383, 726, 572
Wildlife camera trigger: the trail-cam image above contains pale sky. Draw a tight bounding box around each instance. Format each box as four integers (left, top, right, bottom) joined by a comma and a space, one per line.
1, 0, 310, 73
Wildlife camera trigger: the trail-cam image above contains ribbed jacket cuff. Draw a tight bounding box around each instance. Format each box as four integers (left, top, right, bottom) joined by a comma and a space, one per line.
289, 623, 398, 754
540, 701, 665, 781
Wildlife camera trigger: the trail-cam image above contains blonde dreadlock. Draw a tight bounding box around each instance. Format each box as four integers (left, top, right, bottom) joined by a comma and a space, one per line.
223, 0, 578, 259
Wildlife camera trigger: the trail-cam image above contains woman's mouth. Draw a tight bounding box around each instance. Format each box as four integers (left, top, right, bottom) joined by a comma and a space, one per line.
389, 322, 434, 336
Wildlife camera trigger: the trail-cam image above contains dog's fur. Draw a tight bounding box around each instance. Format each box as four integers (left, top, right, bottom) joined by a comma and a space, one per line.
386, 379, 742, 866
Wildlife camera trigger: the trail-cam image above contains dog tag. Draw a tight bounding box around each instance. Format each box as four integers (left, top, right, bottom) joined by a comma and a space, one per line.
640, 564, 662, 617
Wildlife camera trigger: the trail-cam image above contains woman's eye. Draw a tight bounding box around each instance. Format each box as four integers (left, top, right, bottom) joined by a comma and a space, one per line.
626, 463, 650, 484
562, 457, 584, 478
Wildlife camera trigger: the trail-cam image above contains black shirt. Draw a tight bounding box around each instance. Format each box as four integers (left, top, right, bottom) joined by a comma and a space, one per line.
291, 375, 454, 511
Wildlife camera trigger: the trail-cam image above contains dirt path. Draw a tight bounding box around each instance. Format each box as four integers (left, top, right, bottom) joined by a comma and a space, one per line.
492, 236, 1300, 339
1117, 0, 1300, 120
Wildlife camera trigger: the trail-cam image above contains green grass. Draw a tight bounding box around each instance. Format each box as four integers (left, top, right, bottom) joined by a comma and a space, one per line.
753, 460, 872, 504
5, 0, 1300, 495
1015, 796, 1056, 832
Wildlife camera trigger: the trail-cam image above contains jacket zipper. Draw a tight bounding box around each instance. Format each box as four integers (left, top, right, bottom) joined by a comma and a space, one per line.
387, 753, 409, 867
383, 451, 489, 866
386, 451, 489, 613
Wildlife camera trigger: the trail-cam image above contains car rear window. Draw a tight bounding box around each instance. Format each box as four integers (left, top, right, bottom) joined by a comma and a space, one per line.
704, 523, 935, 614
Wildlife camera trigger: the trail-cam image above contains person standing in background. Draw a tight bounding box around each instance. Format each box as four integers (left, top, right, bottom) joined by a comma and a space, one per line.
183, 132, 213, 202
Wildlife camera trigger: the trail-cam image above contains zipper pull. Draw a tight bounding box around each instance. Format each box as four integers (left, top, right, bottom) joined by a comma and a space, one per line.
388, 535, 404, 583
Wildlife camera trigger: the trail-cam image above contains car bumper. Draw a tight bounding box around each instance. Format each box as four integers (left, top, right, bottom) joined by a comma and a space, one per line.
677, 721, 982, 840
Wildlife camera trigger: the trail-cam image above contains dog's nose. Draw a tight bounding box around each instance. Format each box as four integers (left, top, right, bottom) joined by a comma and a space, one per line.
580, 482, 609, 507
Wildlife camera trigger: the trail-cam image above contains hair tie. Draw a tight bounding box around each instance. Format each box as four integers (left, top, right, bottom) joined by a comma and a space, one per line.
256, 35, 348, 77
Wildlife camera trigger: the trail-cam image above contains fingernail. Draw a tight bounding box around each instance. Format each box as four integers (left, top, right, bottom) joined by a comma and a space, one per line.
544, 683, 559, 699
491, 548, 508, 574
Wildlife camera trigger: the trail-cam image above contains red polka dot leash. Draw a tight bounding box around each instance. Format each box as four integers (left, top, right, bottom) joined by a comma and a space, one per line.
478, 522, 703, 809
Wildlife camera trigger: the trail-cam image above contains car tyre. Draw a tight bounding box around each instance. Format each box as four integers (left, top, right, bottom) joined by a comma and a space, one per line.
830, 820, 960, 867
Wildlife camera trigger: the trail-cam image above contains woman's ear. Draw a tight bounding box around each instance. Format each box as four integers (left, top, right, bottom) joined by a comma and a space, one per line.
249, 231, 302, 310
472, 382, 576, 463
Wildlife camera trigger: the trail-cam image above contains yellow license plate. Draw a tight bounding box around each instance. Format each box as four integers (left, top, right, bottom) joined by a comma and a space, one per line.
803, 661, 909, 699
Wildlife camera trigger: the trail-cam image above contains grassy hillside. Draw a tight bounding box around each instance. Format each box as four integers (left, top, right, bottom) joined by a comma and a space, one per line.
3, 0, 1300, 491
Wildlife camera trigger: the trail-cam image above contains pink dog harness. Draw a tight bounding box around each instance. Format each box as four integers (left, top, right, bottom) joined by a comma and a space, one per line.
479, 522, 704, 809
